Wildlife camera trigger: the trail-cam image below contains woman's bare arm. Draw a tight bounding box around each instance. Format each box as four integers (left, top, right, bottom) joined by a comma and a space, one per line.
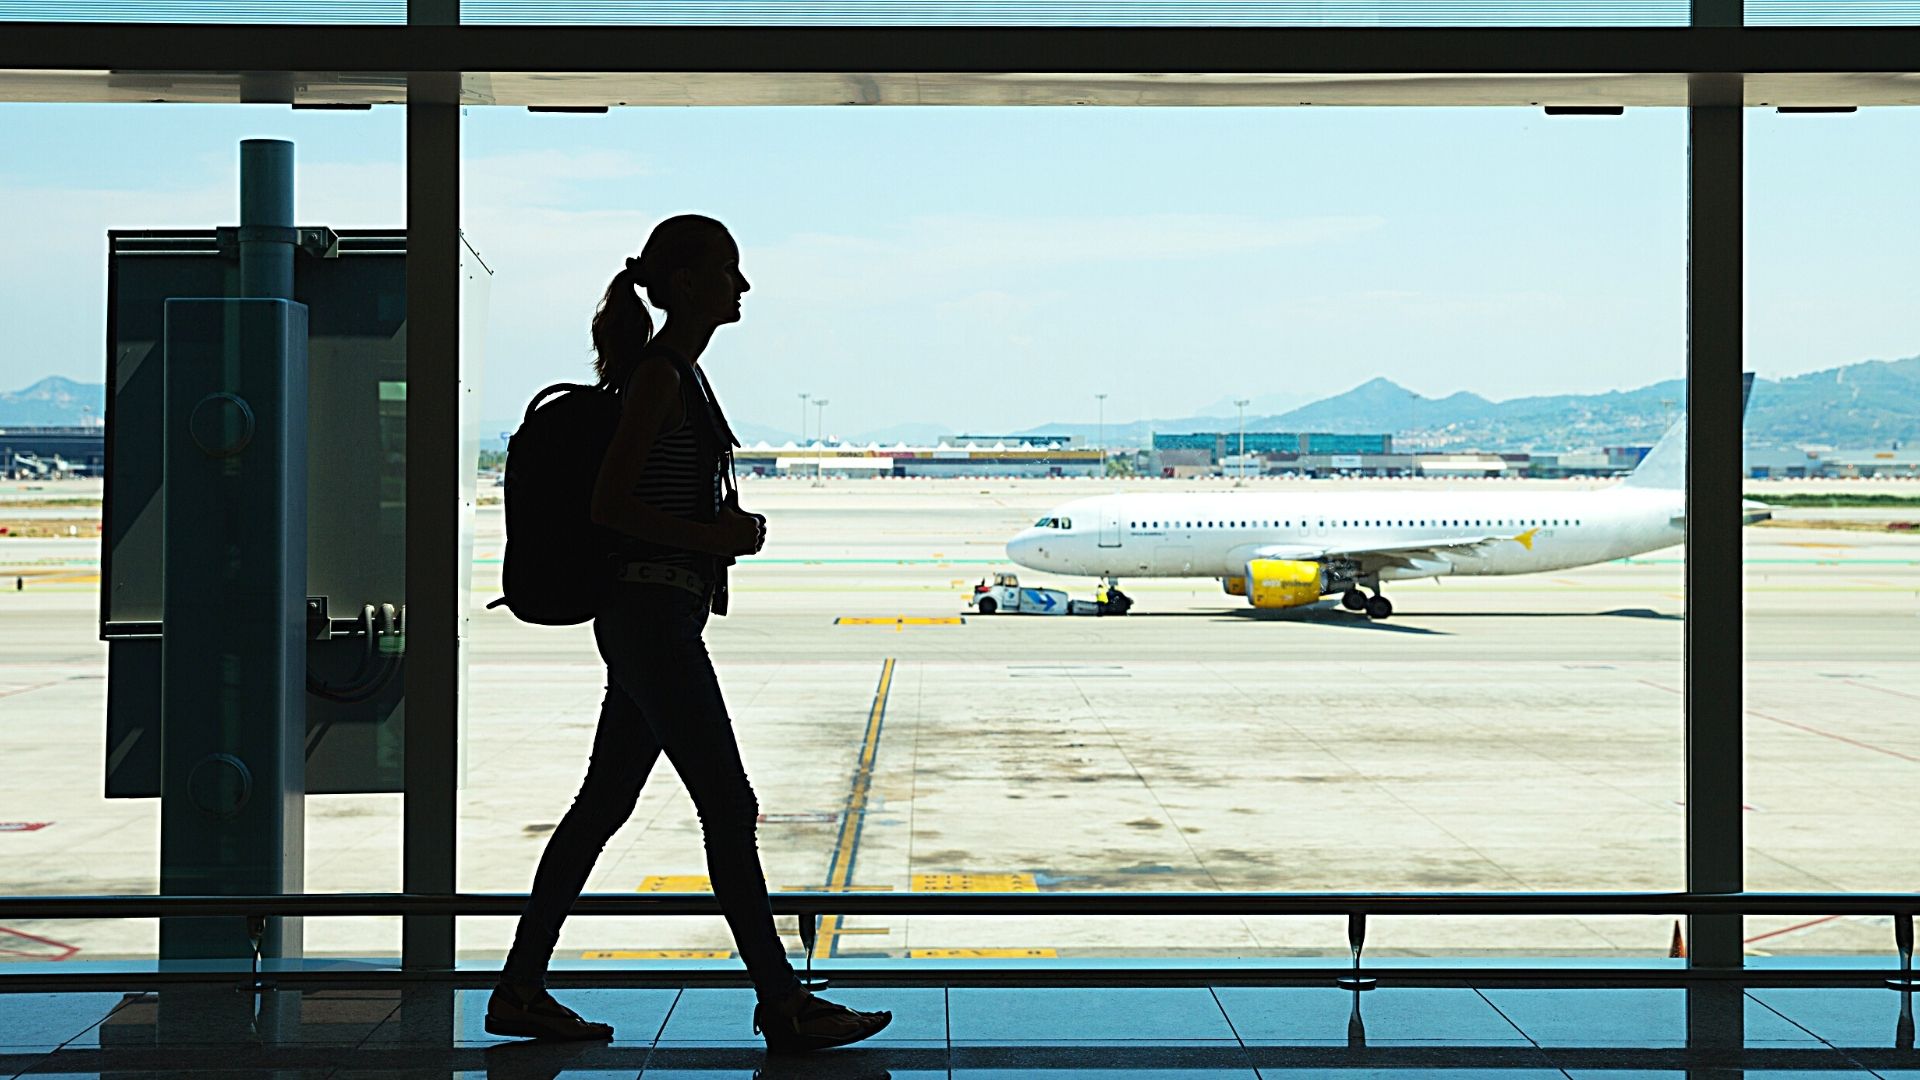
589, 361, 728, 554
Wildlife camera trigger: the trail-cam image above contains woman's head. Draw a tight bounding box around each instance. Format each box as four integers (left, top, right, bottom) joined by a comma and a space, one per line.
590, 214, 749, 384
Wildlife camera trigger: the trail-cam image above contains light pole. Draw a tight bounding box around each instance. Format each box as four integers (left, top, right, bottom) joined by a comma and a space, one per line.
1234, 399, 1250, 481
813, 399, 830, 446
1095, 392, 1107, 476
798, 392, 810, 444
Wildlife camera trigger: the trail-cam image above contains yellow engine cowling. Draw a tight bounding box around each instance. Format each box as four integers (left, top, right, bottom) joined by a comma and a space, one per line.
1222, 575, 1247, 597
1246, 558, 1325, 609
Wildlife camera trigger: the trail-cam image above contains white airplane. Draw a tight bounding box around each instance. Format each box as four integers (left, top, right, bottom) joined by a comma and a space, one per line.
1006, 402, 1761, 621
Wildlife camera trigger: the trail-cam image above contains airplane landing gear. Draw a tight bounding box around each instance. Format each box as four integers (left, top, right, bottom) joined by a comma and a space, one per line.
1341, 588, 1367, 611
1097, 576, 1133, 615
1365, 594, 1394, 620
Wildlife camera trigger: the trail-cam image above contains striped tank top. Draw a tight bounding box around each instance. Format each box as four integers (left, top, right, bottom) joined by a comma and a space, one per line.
620, 360, 723, 573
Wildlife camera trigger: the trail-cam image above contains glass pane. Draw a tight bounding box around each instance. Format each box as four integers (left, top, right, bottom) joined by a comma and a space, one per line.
0, 102, 406, 966
1748, 1, 1920, 24
0, 1, 403, 22
463, 1, 1686, 25
460, 104, 1686, 973
1743, 107, 1920, 958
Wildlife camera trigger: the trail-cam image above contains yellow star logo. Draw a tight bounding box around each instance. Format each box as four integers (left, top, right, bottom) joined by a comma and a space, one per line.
1511, 528, 1540, 551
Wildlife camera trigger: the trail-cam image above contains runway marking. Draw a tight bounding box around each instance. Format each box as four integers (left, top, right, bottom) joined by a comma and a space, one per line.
0, 925, 79, 961
581, 949, 731, 960
635, 875, 711, 893
1640, 680, 1920, 764
834, 617, 963, 626
815, 658, 893, 959
1844, 678, 1920, 704
910, 948, 1058, 959
1744, 914, 1844, 946
0, 678, 66, 701
914, 873, 1039, 893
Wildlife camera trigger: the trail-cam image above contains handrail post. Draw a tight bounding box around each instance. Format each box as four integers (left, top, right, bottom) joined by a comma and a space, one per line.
1335, 911, 1375, 990
1892, 912, 1916, 991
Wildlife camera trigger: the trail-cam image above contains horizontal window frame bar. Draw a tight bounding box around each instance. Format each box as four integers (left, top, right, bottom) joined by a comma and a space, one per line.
5, 24, 1920, 76
3, 891, 1916, 919
0, 963, 1906, 991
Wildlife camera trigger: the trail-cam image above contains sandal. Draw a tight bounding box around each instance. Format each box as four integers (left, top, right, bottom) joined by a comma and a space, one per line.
484, 983, 615, 1041
753, 991, 892, 1054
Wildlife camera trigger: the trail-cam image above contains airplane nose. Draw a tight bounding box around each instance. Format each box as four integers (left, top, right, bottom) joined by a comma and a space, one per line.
1007, 530, 1044, 568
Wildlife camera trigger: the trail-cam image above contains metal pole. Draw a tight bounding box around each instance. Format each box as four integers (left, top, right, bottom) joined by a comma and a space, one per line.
1235, 398, 1249, 480
815, 399, 828, 445
404, 0, 460, 968
1095, 392, 1107, 461
238, 139, 294, 300
1686, 98, 1745, 971
799, 392, 809, 444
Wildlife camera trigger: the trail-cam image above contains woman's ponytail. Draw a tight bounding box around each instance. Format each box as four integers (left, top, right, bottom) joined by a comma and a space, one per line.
590, 263, 654, 389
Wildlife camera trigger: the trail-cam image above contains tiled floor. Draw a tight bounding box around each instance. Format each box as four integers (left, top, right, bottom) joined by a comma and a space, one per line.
1, 982, 1915, 1078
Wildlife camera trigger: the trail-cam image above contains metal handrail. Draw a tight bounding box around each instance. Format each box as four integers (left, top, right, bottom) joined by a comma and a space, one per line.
2, 890, 1916, 919
1, 891, 1912, 990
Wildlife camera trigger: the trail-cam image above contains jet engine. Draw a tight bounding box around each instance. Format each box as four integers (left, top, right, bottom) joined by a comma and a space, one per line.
1245, 559, 1327, 609
1222, 575, 1247, 597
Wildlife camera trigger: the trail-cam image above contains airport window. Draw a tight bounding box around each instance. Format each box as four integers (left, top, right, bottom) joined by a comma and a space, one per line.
0, 96, 1723, 974
0, 102, 412, 965
1742, 107, 1920, 955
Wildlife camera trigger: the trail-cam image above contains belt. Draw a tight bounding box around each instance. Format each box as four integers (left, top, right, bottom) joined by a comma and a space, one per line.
612, 560, 710, 599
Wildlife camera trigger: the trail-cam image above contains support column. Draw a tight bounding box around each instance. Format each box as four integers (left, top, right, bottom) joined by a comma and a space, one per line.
403, 4, 462, 967
1685, 99, 1745, 971
158, 140, 308, 965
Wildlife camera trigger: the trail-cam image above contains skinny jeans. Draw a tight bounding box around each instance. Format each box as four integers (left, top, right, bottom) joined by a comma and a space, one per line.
502, 584, 801, 1002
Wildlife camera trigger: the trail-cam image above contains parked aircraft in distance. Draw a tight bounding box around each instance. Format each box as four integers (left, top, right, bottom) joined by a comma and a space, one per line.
1007, 382, 1761, 620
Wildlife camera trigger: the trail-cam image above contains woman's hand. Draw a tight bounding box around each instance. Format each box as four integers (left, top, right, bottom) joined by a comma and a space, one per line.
710, 506, 767, 557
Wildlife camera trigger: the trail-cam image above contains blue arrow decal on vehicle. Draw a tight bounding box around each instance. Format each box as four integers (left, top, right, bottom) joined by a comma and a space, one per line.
1022, 589, 1057, 610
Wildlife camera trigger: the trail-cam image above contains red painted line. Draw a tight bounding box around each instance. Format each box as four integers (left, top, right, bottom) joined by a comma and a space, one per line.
1638, 680, 1920, 764
0, 678, 64, 700
1746, 708, 1920, 764
0, 925, 80, 961
1745, 914, 1842, 945
1845, 679, 1920, 703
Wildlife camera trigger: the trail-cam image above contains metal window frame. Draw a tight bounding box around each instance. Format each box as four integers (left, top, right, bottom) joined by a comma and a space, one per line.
1, 0, 1903, 979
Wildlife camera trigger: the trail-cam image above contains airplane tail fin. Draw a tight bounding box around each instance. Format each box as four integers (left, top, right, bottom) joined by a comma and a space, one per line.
1619, 372, 1753, 490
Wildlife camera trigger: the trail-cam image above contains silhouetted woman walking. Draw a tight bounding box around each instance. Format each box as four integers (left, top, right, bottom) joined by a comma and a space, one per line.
488, 215, 891, 1053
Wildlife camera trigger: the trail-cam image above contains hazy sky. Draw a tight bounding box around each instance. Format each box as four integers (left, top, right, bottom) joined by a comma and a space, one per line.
1, 103, 1914, 438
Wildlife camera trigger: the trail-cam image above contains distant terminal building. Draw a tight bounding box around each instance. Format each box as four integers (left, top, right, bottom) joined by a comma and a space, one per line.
0, 426, 105, 478
733, 442, 1103, 478
1153, 431, 1393, 460
949, 433, 1074, 449
1746, 445, 1920, 479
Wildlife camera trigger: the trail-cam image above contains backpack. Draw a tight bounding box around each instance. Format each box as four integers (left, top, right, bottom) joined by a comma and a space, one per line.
487, 382, 622, 625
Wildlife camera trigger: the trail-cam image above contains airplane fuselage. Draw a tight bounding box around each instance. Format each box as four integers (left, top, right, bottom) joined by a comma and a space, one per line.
1006, 486, 1685, 582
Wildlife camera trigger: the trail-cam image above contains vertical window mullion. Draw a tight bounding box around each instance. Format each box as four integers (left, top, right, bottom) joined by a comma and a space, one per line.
401, 0, 461, 974
1685, 96, 1745, 970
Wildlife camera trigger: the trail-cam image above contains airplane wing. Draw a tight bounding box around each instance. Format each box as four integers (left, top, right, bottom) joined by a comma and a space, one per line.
1235, 529, 1542, 572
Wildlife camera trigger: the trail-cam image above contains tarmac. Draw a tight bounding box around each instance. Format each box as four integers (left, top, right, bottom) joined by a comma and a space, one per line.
1, 476, 1916, 966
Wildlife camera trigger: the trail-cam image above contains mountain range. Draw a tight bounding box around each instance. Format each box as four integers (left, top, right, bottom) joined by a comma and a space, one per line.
0, 376, 105, 427
1018, 354, 1920, 452
14, 354, 1920, 450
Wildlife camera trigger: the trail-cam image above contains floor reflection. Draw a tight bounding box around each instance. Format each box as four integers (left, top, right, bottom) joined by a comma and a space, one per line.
0, 980, 1912, 1077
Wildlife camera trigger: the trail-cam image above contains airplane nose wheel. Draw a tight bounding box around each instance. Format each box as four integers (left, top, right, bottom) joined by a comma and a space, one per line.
1364, 594, 1393, 620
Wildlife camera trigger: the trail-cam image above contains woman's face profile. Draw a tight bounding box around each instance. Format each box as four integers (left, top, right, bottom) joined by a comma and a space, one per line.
669, 231, 750, 328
